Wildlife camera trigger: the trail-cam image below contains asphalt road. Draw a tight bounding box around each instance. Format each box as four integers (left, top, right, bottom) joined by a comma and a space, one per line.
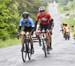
0, 3, 75, 66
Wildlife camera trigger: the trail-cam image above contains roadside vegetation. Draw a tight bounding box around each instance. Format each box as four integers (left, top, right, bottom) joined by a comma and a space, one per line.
1, 0, 75, 47
0, 0, 43, 47
57, 1, 75, 27
0, 38, 20, 48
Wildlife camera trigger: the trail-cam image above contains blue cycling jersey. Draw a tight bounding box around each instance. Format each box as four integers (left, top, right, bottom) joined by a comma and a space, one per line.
19, 17, 35, 27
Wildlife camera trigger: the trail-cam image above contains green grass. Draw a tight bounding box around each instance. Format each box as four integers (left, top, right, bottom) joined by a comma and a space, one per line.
0, 38, 20, 48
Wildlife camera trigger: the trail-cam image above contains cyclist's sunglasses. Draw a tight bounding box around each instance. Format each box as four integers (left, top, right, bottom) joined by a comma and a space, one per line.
40, 10, 45, 12
24, 17, 28, 19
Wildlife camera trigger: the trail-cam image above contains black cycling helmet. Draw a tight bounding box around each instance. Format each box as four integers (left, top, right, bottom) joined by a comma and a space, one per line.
65, 24, 67, 26
22, 12, 29, 18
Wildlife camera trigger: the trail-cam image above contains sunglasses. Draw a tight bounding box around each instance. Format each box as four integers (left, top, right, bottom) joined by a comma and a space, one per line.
40, 10, 45, 12
24, 17, 28, 19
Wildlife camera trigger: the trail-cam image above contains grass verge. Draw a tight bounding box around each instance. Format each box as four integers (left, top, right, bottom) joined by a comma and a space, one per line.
0, 38, 20, 48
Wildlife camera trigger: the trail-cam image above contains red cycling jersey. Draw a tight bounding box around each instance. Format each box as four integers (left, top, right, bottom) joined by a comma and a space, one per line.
36, 12, 51, 25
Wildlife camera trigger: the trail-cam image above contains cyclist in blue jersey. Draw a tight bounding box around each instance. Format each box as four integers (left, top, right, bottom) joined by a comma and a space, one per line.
18, 12, 35, 54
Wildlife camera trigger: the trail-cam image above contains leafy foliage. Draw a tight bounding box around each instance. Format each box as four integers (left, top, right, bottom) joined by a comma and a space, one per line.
0, 0, 41, 40
58, 0, 75, 27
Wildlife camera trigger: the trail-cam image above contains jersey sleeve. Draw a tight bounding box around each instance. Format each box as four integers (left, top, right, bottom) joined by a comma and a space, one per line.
19, 18, 23, 26
36, 13, 40, 21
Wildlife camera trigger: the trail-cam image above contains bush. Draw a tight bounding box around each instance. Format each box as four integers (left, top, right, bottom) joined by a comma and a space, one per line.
0, 30, 9, 40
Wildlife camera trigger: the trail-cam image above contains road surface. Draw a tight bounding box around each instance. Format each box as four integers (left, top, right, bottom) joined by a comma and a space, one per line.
0, 3, 75, 66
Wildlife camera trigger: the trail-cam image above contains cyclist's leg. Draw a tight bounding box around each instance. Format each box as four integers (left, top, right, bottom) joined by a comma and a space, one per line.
48, 29, 53, 50
29, 34, 34, 54
48, 24, 53, 49
45, 32, 50, 50
49, 30, 52, 49
20, 31, 26, 51
64, 31, 66, 38
68, 32, 70, 37
67, 32, 70, 40
62, 31, 64, 38
36, 34, 41, 46
44, 25, 51, 51
36, 24, 42, 46
29, 27, 34, 54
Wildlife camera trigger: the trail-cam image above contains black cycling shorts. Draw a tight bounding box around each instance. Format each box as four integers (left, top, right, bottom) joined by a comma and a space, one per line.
23, 26, 32, 32
39, 24, 49, 32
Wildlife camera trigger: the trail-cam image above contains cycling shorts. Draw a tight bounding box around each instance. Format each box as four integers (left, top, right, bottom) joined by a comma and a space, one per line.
39, 24, 49, 32
23, 26, 32, 32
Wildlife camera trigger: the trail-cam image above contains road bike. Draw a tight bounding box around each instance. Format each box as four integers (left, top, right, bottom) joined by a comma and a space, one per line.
21, 32, 33, 62
40, 29, 50, 57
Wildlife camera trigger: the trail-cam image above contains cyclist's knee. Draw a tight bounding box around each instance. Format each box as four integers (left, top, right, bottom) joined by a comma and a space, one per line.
20, 31, 25, 35
21, 37, 25, 44
20, 31, 26, 44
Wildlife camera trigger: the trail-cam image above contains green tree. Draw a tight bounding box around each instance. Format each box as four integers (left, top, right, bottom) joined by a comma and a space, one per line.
0, 0, 42, 40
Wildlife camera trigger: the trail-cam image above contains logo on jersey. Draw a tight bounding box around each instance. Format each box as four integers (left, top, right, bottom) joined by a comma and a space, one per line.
40, 17, 48, 22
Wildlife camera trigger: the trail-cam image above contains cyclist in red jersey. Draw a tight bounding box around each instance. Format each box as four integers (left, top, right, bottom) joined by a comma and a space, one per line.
35, 6, 54, 50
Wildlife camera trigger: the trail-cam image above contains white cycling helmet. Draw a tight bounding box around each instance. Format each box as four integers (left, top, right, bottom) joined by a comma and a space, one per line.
39, 6, 45, 12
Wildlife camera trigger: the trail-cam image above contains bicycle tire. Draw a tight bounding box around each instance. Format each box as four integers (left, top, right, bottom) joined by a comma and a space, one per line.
27, 40, 31, 60
42, 38, 47, 57
21, 43, 27, 62
21, 39, 31, 62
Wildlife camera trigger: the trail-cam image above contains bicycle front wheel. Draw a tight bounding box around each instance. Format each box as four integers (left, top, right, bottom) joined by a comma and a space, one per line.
27, 41, 31, 60
21, 43, 27, 62
42, 39, 47, 57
